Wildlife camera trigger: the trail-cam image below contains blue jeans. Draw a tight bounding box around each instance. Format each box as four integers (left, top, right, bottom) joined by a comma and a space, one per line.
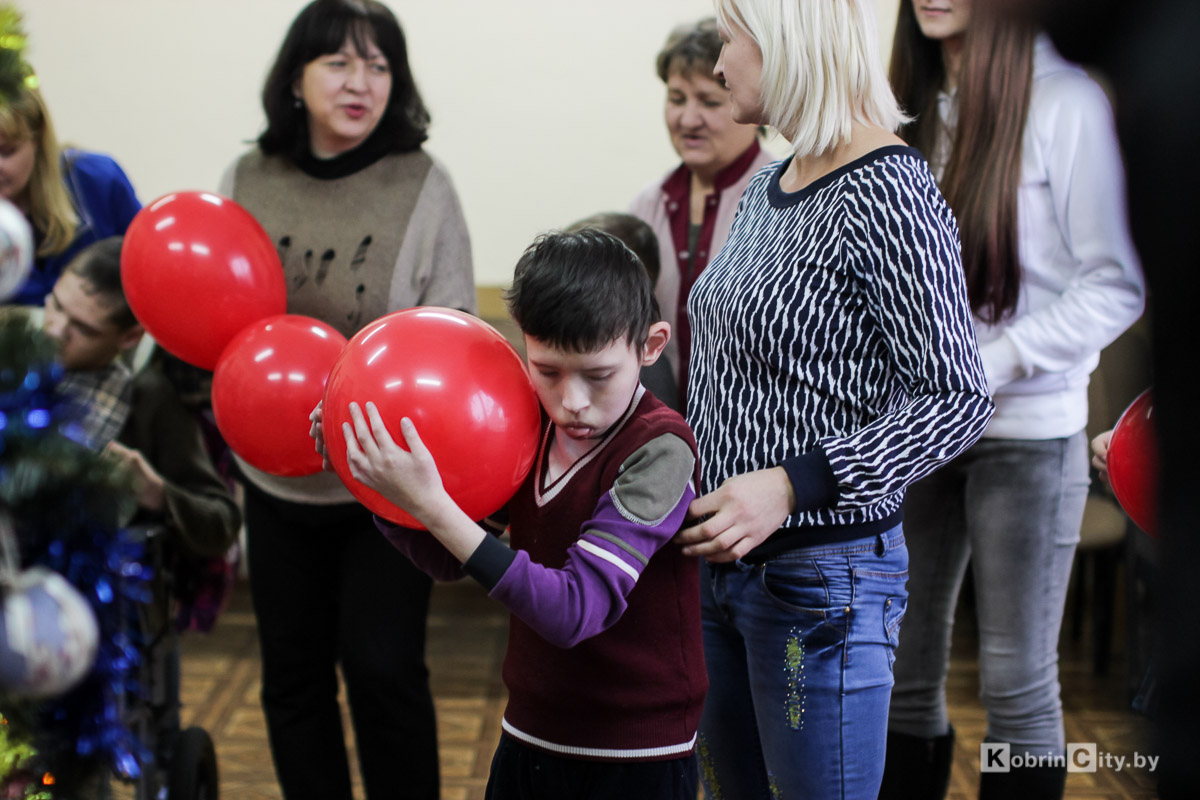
888, 433, 1088, 758
698, 526, 908, 799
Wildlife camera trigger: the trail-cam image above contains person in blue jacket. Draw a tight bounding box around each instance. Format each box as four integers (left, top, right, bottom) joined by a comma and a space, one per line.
0, 79, 139, 306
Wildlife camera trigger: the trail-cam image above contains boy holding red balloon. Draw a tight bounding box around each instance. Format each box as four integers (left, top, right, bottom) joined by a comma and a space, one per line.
313, 229, 705, 799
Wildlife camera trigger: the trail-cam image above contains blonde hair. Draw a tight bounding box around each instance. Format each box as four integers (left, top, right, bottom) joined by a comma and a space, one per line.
716, 0, 909, 158
0, 84, 77, 255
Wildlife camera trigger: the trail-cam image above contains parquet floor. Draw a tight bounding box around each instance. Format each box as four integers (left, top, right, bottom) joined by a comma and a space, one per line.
130, 572, 1159, 800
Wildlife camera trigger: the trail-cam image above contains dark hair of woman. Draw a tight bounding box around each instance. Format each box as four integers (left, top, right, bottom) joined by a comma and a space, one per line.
655, 18, 722, 82
890, 3, 1036, 324
258, 0, 429, 162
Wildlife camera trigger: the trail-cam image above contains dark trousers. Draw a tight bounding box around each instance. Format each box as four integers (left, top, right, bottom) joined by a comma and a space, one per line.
484, 734, 698, 800
243, 482, 439, 799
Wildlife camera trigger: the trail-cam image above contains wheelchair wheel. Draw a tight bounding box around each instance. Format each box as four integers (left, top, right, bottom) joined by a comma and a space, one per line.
167, 726, 219, 800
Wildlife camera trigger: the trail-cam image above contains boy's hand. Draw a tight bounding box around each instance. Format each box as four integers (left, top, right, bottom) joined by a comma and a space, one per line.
106, 440, 166, 512
308, 400, 333, 472
344, 401, 450, 525
674, 467, 794, 562
1091, 428, 1114, 488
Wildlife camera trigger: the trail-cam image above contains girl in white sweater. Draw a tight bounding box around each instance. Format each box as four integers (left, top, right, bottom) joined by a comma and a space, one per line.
882, 2, 1145, 798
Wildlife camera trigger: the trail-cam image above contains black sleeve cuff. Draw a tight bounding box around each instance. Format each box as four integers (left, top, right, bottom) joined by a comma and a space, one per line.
462, 534, 516, 591
780, 447, 840, 513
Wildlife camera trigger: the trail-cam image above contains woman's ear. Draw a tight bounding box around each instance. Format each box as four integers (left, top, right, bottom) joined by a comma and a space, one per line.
641, 321, 671, 366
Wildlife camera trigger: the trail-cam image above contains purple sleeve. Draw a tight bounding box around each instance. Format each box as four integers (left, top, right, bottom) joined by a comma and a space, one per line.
375, 516, 508, 582
473, 433, 697, 649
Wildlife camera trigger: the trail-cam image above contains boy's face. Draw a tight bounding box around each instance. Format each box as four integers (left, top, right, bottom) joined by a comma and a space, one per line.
43, 272, 141, 371
525, 325, 667, 443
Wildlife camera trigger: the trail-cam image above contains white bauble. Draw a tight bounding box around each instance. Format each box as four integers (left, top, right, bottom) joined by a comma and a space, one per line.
0, 567, 100, 698
0, 198, 34, 302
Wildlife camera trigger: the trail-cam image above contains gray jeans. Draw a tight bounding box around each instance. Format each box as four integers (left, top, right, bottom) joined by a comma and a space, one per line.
888, 432, 1089, 757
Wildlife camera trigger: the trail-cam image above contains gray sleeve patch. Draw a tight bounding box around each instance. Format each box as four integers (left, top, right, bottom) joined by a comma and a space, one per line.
610, 433, 696, 525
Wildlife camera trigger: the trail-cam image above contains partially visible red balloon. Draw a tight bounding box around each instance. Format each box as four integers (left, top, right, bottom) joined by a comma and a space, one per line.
121, 191, 287, 370
212, 315, 347, 477
322, 307, 541, 528
1107, 388, 1158, 536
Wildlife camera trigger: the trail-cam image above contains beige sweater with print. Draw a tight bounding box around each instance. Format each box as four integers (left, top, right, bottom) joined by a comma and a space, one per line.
220, 148, 476, 504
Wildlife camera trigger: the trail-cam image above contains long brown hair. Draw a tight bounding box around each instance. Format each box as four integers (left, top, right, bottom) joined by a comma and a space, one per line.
890, 3, 1035, 324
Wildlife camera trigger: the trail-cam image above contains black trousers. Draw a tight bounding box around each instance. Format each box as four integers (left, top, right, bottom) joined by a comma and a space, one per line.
485, 735, 699, 800
243, 482, 438, 799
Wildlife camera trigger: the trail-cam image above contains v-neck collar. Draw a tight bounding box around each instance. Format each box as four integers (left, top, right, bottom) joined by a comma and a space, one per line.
533, 385, 645, 507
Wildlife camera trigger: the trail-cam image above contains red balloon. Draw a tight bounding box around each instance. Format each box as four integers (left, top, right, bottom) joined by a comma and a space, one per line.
1107, 388, 1158, 536
212, 315, 347, 477
322, 307, 541, 528
121, 191, 287, 370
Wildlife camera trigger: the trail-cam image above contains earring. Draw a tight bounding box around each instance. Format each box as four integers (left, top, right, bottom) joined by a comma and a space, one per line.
293, 97, 303, 110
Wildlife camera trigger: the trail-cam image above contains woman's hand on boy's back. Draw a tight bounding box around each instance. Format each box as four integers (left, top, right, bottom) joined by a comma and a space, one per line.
674, 467, 795, 562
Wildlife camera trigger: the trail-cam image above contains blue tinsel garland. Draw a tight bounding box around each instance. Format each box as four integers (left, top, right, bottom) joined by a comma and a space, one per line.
2, 342, 154, 789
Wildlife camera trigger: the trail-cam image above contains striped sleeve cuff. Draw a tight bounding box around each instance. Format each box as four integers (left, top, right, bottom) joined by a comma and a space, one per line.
463, 533, 517, 591
780, 447, 840, 513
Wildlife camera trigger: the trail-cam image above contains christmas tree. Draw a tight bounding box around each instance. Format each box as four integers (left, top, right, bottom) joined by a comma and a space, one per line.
1, 7, 151, 796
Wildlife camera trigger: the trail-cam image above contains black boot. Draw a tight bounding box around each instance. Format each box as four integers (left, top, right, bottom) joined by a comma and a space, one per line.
979, 763, 1066, 800
877, 726, 955, 799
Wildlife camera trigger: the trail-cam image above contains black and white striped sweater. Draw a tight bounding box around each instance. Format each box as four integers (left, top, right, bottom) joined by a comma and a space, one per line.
687, 145, 994, 553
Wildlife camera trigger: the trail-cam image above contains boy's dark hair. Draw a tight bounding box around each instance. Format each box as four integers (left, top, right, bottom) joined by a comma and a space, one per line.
66, 236, 137, 330
566, 212, 661, 287
258, 0, 429, 162
504, 230, 660, 354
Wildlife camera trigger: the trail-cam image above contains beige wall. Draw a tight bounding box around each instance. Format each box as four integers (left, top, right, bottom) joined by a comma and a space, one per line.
24, 0, 901, 286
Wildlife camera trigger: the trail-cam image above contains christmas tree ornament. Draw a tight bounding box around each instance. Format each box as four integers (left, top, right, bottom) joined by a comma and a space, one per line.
0, 568, 99, 698
0, 200, 33, 303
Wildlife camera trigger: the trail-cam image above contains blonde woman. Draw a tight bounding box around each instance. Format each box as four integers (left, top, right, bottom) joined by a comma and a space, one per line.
0, 82, 139, 306
674, 0, 994, 796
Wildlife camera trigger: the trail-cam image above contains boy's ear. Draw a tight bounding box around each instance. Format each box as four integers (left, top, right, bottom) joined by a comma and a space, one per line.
641, 321, 671, 366
118, 324, 145, 353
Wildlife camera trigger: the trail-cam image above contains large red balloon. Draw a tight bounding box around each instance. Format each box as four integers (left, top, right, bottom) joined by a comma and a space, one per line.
1107, 388, 1158, 536
212, 315, 348, 477
121, 191, 287, 370
323, 307, 541, 528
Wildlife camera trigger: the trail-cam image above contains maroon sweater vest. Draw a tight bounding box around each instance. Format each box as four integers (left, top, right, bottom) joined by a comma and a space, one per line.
500, 392, 707, 760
